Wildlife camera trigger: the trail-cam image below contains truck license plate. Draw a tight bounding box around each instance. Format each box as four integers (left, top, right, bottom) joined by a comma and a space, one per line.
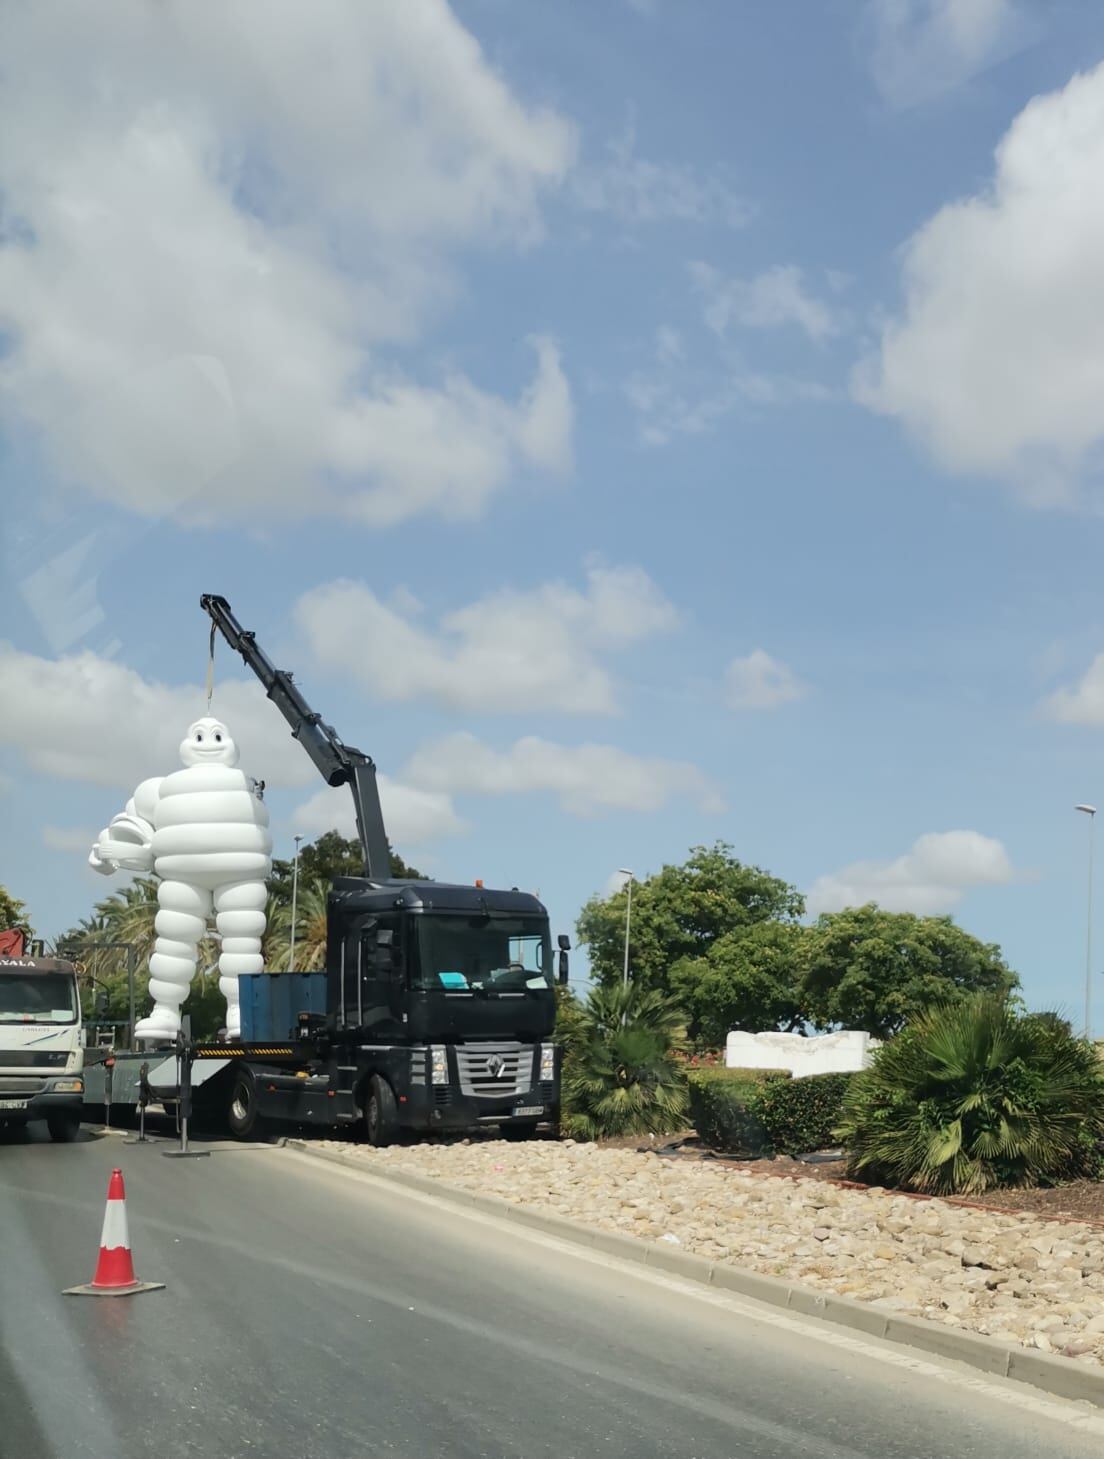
0, 1099, 27, 1110
514, 1106, 543, 1117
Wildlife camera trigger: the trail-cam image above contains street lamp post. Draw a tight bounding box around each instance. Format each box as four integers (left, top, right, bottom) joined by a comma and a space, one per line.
1076, 806, 1096, 1041
288, 833, 304, 973
618, 869, 634, 990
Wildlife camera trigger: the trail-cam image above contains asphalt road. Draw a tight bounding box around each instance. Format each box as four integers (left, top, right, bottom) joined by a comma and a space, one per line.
2, 1124, 1103, 1459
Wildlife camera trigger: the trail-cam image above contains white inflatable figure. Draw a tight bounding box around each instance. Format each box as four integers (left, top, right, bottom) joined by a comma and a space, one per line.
89, 717, 272, 1041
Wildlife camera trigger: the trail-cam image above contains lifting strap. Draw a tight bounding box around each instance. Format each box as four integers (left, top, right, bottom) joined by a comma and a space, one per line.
205, 621, 216, 715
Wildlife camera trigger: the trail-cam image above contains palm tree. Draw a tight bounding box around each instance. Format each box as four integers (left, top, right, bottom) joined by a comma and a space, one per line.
285, 879, 330, 971
102, 877, 160, 969
837, 995, 1104, 1194
563, 983, 689, 1140
262, 894, 292, 972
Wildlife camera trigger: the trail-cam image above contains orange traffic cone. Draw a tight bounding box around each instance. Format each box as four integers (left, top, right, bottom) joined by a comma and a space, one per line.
64, 1168, 165, 1297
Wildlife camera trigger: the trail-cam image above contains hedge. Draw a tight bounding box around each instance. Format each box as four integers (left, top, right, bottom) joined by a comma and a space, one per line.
758, 1072, 854, 1155
687, 1067, 855, 1156
686, 1068, 785, 1156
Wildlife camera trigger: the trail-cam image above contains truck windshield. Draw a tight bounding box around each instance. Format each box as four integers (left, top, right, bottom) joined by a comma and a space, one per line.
415, 917, 553, 994
0, 973, 78, 1024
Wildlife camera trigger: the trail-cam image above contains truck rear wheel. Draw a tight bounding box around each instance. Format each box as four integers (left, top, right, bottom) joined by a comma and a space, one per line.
47, 1110, 81, 1143
364, 1075, 398, 1147
228, 1069, 264, 1140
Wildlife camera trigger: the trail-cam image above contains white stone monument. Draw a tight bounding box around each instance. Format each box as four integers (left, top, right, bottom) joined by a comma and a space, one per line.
725, 1028, 878, 1079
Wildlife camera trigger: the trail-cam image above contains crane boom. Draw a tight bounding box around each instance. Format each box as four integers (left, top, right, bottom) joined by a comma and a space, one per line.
199, 594, 392, 880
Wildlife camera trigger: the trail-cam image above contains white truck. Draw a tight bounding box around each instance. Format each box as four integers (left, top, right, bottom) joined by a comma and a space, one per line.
0, 955, 85, 1140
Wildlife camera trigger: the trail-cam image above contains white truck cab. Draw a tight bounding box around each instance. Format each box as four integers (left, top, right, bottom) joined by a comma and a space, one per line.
0, 956, 84, 1141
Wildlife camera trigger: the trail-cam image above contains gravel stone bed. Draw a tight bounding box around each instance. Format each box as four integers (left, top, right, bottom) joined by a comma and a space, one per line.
313, 1136, 1104, 1365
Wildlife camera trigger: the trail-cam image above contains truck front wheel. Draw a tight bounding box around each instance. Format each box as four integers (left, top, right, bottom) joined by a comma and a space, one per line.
228, 1069, 264, 1140
47, 1110, 81, 1143
364, 1075, 398, 1147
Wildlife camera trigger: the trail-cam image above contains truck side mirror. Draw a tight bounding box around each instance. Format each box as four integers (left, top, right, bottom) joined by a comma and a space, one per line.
557, 933, 570, 985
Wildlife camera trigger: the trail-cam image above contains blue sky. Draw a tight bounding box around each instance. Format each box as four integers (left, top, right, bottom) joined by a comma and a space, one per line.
5, 1, 1104, 1023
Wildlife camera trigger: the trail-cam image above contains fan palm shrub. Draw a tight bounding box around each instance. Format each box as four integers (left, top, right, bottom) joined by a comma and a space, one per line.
837, 995, 1104, 1195
562, 983, 689, 1139
284, 879, 329, 971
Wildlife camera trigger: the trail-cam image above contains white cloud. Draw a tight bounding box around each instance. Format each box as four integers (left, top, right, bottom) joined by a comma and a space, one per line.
292, 779, 464, 850
1041, 654, 1104, 725
854, 61, 1104, 506
42, 826, 100, 853
0, 643, 316, 790
624, 316, 832, 447
725, 650, 808, 711
864, 0, 1033, 108
404, 733, 723, 817
806, 830, 1017, 916
603, 868, 634, 897
573, 123, 753, 229
625, 368, 830, 446
691, 263, 837, 343
295, 562, 679, 714
0, 2, 575, 526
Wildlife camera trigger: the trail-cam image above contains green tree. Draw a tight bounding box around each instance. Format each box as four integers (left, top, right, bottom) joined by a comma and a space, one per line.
270, 830, 426, 906
799, 904, 1017, 1041
553, 984, 587, 1057
562, 983, 689, 1140
837, 996, 1104, 1194
576, 843, 803, 998
670, 921, 805, 1046
284, 879, 329, 971
0, 884, 33, 939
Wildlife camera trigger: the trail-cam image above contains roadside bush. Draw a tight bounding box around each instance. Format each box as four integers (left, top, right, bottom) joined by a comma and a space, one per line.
686, 1068, 786, 1155
562, 982, 689, 1140
837, 995, 1104, 1195
688, 1068, 854, 1156
758, 1072, 854, 1156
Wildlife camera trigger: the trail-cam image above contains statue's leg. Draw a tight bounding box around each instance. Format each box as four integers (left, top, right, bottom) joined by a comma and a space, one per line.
214, 881, 267, 1041
137, 880, 213, 1040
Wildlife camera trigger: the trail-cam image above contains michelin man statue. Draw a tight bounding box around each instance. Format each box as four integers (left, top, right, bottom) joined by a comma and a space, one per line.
89, 717, 272, 1041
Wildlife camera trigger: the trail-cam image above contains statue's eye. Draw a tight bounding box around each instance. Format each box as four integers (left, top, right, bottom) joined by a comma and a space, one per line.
215, 733, 222, 743
196, 733, 204, 743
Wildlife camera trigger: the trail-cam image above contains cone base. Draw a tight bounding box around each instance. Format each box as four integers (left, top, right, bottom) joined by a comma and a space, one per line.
63, 1281, 165, 1298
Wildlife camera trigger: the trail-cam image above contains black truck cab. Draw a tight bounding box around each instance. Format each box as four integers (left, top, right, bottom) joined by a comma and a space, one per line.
320, 878, 560, 1139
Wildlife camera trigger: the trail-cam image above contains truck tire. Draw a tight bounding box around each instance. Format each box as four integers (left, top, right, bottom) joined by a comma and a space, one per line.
502, 1121, 539, 1142
364, 1075, 398, 1147
228, 1069, 265, 1140
47, 1110, 81, 1143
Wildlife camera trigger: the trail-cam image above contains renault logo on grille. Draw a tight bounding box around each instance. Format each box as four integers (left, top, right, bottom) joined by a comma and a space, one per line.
487, 1055, 506, 1078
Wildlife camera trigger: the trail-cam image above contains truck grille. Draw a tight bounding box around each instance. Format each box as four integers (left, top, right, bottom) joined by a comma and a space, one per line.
455, 1043, 531, 1098
0, 1051, 68, 1068
0, 1077, 46, 1095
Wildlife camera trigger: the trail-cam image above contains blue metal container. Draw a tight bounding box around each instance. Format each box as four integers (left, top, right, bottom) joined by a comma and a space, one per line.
239, 973, 328, 1042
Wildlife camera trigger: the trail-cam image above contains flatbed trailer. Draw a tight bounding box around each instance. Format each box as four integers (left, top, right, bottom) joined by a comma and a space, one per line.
84, 1020, 559, 1142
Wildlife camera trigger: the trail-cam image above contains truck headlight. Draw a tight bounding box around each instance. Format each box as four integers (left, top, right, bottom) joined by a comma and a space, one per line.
430, 1046, 449, 1085
53, 1079, 83, 1093
539, 1044, 555, 1082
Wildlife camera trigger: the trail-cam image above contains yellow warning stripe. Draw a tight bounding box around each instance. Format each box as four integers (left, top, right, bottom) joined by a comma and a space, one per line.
194, 1046, 295, 1057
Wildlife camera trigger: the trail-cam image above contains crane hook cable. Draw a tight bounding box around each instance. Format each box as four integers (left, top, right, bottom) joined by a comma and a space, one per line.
205, 620, 216, 714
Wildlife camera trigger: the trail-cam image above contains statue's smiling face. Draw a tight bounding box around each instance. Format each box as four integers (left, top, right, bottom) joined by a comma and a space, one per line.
179, 718, 239, 768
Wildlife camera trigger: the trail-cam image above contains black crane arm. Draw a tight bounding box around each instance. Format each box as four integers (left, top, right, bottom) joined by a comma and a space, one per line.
199, 594, 392, 880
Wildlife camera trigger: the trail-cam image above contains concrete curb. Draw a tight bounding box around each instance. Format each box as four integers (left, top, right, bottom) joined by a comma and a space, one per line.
285, 1140, 1104, 1410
